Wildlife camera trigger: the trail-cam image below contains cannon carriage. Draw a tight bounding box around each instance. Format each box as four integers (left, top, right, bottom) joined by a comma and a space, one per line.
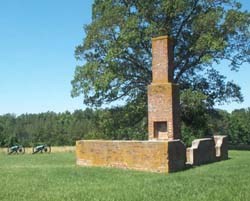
7, 144, 25, 154
32, 144, 51, 154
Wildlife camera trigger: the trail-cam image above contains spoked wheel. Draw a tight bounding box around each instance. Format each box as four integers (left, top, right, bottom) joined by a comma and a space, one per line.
44, 145, 51, 153
18, 146, 25, 154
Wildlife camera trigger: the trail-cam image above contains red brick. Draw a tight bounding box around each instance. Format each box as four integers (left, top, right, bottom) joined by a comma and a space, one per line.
148, 36, 180, 140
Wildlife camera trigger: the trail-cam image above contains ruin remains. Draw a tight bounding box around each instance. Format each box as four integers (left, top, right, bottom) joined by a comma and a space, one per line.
76, 35, 228, 173
148, 36, 180, 140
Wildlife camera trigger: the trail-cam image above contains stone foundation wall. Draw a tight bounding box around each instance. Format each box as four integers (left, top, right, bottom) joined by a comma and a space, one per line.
168, 140, 186, 172
76, 140, 186, 173
186, 136, 228, 166
186, 138, 216, 166
214, 135, 228, 160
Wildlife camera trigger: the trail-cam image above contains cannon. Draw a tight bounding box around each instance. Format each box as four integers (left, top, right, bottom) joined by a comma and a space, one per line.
7, 144, 25, 154
32, 144, 51, 154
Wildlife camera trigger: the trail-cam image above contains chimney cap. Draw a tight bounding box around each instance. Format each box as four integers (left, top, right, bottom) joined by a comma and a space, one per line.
152, 35, 173, 41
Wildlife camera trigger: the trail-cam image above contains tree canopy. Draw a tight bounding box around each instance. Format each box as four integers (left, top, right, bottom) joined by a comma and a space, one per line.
72, 0, 250, 108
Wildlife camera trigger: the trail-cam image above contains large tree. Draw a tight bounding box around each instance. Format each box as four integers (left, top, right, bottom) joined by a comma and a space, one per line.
72, 0, 250, 108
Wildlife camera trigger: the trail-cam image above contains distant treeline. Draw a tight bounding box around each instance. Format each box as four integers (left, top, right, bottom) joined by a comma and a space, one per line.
0, 106, 249, 147
0, 103, 147, 147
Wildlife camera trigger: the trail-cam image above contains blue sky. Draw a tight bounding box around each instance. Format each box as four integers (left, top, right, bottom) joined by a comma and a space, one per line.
0, 0, 93, 115
0, 0, 249, 115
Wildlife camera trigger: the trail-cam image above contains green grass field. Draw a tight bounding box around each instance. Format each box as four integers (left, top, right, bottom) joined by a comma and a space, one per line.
0, 151, 249, 201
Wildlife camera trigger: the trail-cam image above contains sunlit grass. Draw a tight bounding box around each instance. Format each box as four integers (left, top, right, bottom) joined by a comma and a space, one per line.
0, 151, 249, 201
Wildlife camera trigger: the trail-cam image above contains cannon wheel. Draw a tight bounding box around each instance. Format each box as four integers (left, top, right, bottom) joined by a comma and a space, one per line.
44, 145, 51, 153
18, 146, 25, 154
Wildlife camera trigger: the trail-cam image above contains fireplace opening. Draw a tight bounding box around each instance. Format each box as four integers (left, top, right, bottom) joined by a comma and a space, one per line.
153, 121, 167, 139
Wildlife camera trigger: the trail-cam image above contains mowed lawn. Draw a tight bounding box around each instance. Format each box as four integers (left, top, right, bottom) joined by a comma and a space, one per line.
0, 151, 249, 201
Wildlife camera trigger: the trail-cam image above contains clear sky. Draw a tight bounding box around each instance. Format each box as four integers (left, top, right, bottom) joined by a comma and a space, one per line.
0, 0, 249, 115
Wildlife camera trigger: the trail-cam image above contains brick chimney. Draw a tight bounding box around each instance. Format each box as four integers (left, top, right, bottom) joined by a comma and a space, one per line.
148, 36, 181, 140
